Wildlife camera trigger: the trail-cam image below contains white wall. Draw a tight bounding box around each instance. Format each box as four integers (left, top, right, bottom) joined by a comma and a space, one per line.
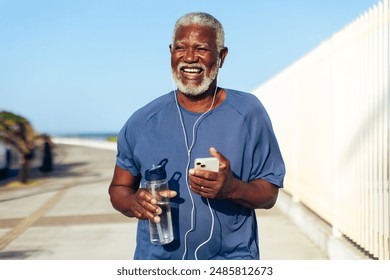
253, 0, 389, 259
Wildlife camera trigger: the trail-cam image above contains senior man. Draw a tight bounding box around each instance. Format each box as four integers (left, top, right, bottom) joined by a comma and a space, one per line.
109, 12, 285, 260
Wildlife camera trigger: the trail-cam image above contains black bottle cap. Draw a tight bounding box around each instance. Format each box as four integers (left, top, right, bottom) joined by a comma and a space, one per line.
145, 159, 168, 181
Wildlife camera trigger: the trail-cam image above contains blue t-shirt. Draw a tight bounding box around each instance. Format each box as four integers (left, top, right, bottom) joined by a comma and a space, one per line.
116, 89, 285, 260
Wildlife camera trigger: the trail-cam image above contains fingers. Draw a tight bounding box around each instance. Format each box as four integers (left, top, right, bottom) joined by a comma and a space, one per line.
190, 182, 214, 197
188, 147, 232, 199
209, 147, 228, 170
134, 189, 162, 222
189, 168, 217, 180
158, 190, 177, 198
188, 170, 219, 198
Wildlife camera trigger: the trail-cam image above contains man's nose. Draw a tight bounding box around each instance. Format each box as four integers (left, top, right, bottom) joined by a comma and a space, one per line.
184, 48, 198, 63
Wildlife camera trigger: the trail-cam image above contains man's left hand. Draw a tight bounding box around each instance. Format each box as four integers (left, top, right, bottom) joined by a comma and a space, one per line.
188, 147, 235, 199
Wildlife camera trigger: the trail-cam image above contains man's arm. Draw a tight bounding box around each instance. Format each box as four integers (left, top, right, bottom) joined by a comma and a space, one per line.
222, 178, 279, 209
188, 147, 279, 209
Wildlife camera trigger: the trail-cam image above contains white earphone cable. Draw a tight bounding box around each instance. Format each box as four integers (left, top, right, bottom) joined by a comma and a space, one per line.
194, 198, 215, 259
173, 84, 217, 260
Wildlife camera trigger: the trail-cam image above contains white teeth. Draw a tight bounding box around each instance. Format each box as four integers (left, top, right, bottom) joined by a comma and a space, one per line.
183, 68, 201, 73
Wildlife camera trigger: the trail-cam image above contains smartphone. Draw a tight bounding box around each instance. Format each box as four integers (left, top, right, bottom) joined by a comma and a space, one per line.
194, 157, 219, 172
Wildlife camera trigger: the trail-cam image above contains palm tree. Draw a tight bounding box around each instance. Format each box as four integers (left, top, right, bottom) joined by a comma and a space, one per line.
0, 111, 38, 183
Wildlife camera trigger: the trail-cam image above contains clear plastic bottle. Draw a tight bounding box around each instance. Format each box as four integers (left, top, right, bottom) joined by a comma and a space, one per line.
144, 160, 173, 245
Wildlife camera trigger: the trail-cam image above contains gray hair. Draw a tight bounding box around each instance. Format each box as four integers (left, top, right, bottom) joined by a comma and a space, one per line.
172, 12, 225, 52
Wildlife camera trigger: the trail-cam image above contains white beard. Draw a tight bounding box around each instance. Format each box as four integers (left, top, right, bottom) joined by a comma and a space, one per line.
172, 62, 219, 96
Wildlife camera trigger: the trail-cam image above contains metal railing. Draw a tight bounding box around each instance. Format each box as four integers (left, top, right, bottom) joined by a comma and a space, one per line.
253, 0, 389, 259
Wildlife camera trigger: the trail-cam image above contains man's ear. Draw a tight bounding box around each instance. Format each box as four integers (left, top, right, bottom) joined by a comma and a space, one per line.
218, 47, 229, 68
169, 44, 173, 54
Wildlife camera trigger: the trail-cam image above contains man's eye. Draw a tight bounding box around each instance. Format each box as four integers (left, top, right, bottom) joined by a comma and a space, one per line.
197, 48, 208, 52
175, 46, 186, 51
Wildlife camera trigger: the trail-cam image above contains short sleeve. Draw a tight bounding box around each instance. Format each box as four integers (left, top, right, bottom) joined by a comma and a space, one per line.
116, 122, 141, 177
247, 102, 285, 187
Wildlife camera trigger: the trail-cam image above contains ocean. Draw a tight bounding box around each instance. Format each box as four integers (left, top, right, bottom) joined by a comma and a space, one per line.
55, 132, 118, 141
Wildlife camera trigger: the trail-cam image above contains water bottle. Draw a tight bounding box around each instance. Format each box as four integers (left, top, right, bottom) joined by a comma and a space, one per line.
144, 159, 174, 245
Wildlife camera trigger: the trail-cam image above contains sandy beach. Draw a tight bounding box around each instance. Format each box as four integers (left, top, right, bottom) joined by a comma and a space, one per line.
0, 142, 327, 260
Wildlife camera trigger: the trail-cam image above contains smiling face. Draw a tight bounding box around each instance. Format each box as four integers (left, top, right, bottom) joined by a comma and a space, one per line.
170, 24, 221, 97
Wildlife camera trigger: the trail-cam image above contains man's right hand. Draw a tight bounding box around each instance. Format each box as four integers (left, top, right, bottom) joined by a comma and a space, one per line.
109, 165, 177, 222
130, 188, 177, 222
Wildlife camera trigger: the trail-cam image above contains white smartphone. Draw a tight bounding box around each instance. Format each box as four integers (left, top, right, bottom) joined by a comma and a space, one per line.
194, 157, 219, 172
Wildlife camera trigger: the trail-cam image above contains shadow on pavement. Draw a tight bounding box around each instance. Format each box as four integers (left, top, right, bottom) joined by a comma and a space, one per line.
0, 250, 43, 260
0, 161, 90, 188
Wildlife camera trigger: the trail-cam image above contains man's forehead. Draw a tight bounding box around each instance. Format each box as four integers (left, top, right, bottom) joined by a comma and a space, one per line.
173, 24, 217, 43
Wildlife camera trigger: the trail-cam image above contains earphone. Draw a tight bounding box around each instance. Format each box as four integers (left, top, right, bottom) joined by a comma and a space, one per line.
173, 83, 217, 260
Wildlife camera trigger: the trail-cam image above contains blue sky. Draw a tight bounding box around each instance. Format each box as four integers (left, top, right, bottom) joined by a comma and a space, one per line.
0, 0, 380, 135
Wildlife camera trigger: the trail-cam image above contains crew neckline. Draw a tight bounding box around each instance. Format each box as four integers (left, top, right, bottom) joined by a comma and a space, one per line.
172, 88, 229, 116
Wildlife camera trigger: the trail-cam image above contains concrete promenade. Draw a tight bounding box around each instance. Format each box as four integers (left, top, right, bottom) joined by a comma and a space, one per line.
0, 142, 328, 260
